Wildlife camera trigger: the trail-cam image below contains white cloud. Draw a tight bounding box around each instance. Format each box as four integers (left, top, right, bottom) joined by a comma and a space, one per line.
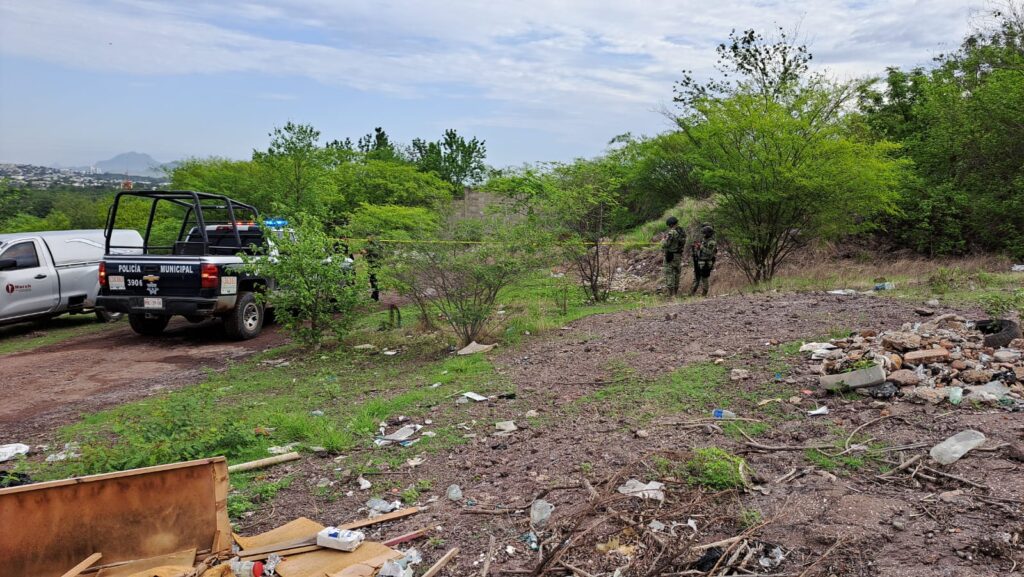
0, 0, 976, 164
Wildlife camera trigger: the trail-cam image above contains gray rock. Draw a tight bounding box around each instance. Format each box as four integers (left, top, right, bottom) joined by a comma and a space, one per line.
820, 365, 886, 392
887, 369, 921, 387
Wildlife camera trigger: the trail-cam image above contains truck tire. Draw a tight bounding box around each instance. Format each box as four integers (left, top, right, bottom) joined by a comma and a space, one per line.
128, 313, 170, 336
95, 308, 123, 323
224, 291, 263, 340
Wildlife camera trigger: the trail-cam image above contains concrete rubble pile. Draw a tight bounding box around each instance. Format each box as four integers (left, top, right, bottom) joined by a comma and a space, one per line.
803, 313, 1024, 407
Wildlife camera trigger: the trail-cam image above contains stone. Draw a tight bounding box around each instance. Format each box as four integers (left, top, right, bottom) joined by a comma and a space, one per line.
906, 386, 949, 404
887, 369, 920, 387
892, 518, 907, 531
960, 369, 994, 384
926, 299, 941, 307
1015, 366, 1024, 381
951, 360, 968, 370
915, 308, 935, 316
882, 332, 922, 352
903, 348, 950, 364
711, 349, 728, 358
730, 369, 751, 381
819, 364, 886, 392
889, 354, 903, 370
993, 349, 1022, 363
938, 489, 966, 503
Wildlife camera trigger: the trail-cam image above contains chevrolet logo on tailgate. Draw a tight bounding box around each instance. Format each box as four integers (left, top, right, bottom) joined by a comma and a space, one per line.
142, 275, 160, 282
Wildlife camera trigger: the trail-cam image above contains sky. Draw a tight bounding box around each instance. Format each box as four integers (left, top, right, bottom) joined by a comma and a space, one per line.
0, 0, 977, 169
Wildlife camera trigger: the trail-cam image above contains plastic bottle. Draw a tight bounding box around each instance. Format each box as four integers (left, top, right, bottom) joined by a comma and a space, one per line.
948, 387, 963, 405
712, 409, 737, 419
229, 559, 264, 577
929, 429, 986, 465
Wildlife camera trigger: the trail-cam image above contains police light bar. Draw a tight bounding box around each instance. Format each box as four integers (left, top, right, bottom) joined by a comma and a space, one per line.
263, 218, 289, 228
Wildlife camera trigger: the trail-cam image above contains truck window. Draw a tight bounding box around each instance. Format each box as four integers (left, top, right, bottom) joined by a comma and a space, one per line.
0, 242, 40, 269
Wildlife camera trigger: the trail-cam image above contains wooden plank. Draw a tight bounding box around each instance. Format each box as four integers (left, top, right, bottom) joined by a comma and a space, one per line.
421, 548, 459, 577
227, 452, 301, 473
241, 544, 320, 562
0, 457, 230, 577
60, 553, 102, 577
338, 507, 419, 530
382, 527, 431, 546
96, 549, 196, 577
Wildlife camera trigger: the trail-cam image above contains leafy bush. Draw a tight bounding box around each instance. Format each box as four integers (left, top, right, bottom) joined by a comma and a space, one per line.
685, 447, 748, 490
246, 216, 365, 350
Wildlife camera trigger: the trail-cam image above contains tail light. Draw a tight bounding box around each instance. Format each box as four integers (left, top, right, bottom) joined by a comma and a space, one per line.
201, 263, 219, 289
98, 262, 107, 287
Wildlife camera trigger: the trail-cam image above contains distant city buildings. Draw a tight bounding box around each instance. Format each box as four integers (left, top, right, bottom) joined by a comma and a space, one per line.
0, 163, 170, 189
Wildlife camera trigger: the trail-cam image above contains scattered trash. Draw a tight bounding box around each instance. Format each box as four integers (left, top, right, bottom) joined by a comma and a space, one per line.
964, 381, 1011, 403
530, 499, 554, 527
375, 424, 424, 447
44, 442, 80, 462
366, 498, 402, 515
827, 289, 857, 296
310, 409, 325, 417
648, 520, 666, 532
858, 382, 899, 399
874, 282, 896, 291
806, 406, 830, 416
521, 531, 539, 551
383, 350, 399, 356
616, 479, 666, 501
429, 382, 442, 388
0, 443, 30, 462
457, 341, 496, 355
524, 409, 539, 418
268, 442, 299, 455
712, 408, 737, 419
446, 484, 463, 501
759, 546, 785, 569
506, 545, 516, 555
930, 429, 986, 465
353, 343, 377, 351
596, 538, 636, 556
494, 421, 518, 434
948, 386, 964, 405
462, 392, 488, 402
1012, 264, 1024, 272
357, 475, 373, 490
799, 342, 836, 353
686, 518, 698, 532
317, 526, 366, 551
405, 456, 425, 468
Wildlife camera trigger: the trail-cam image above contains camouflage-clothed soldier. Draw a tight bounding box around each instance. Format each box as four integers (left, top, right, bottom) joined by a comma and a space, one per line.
690, 224, 717, 297
661, 216, 686, 297
364, 236, 383, 302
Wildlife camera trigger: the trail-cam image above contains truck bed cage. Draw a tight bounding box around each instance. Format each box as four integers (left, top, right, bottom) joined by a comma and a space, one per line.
105, 190, 262, 256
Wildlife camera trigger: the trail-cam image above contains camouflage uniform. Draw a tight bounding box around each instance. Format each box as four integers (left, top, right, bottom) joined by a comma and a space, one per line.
364, 238, 383, 302
689, 228, 717, 297
662, 225, 686, 296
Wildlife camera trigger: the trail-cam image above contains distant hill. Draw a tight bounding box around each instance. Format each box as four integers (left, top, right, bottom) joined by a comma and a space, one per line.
93, 152, 178, 177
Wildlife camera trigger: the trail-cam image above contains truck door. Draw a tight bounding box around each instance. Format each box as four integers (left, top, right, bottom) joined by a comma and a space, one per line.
0, 240, 59, 319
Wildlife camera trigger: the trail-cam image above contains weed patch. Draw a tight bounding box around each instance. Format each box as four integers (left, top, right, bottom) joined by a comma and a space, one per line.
685, 447, 747, 490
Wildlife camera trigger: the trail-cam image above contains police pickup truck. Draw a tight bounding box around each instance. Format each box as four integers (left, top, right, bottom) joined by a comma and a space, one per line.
96, 191, 276, 340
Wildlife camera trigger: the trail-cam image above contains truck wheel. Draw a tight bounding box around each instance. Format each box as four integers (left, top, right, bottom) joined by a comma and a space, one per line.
128, 313, 170, 336
95, 308, 123, 323
225, 292, 263, 340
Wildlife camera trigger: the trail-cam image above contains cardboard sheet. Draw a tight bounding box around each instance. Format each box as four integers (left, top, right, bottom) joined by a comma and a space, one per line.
96, 549, 197, 577
233, 517, 324, 550
276, 543, 402, 577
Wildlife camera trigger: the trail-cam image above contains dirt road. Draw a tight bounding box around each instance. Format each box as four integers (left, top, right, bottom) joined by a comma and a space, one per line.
0, 319, 287, 440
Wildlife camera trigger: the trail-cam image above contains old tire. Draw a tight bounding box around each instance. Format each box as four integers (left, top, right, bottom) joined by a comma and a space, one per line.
224, 292, 263, 340
128, 313, 170, 336
975, 319, 1022, 349
95, 308, 123, 323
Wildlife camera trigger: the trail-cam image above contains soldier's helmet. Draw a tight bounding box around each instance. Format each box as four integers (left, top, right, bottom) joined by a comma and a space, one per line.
666, 216, 679, 227
702, 225, 714, 236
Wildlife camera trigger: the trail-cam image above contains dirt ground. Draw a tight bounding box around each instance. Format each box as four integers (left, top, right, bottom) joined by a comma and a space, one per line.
240, 293, 1022, 577
0, 318, 287, 441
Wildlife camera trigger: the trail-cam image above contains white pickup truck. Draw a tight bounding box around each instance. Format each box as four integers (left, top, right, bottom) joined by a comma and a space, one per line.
0, 229, 143, 326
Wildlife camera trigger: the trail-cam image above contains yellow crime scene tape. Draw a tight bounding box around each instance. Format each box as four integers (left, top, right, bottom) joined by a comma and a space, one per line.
336, 236, 663, 247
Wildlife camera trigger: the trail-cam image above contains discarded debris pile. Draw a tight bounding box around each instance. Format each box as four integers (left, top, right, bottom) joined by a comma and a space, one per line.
511, 453, 807, 577
803, 312, 1024, 407
0, 457, 458, 577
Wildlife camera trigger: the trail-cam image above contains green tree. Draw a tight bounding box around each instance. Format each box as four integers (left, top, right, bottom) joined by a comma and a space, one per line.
252, 122, 330, 216
410, 129, 487, 192
244, 217, 364, 350
325, 159, 451, 218
357, 127, 403, 162
677, 29, 905, 282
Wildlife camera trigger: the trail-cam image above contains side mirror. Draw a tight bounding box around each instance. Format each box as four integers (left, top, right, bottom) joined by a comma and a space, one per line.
0, 258, 17, 271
